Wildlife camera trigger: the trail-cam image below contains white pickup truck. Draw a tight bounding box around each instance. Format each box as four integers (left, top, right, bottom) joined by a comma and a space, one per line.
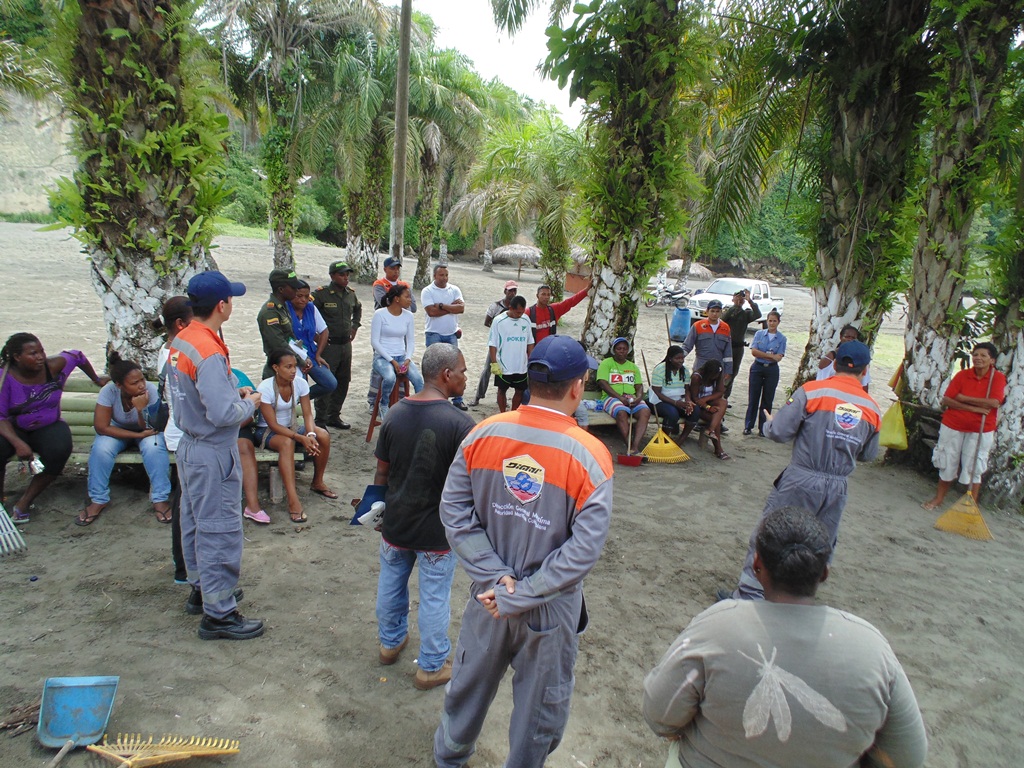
689, 278, 785, 328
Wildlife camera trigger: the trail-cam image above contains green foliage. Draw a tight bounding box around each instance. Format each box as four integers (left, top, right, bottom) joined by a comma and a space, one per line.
546, 0, 707, 277
261, 123, 297, 246
0, 0, 46, 47
0, 210, 57, 224
699, 181, 813, 269
444, 224, 479, 254
48, 1, 230, 271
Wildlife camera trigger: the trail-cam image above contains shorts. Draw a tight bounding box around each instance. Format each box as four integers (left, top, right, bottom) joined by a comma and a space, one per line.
932, 424, 995, 485
239, 424, 307, 450
601, 398, 650, 419
495, 373, 529, 391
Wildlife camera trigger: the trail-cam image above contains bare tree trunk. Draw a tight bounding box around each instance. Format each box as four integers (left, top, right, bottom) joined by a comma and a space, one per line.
388, 0, 412, 261
481, 225, 494, 273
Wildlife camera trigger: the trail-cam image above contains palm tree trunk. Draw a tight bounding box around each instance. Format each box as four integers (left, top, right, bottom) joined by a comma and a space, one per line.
903, 0, 1021, 410
89, 243, 214, 374
794, 0, 930, 383
61, 0, 227, 375
482, 225, 494, 272
581, 240, 638, 357
987, 322, 1024, 509
263, 125, 296, 270
414, 167, 440, 289
388, 0, 412, 261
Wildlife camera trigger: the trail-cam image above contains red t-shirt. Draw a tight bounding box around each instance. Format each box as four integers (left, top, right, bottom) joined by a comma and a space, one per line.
940, 367, 1006, 433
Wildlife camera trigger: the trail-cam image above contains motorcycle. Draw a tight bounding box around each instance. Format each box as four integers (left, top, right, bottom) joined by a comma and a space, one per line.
644, 272, 691, 308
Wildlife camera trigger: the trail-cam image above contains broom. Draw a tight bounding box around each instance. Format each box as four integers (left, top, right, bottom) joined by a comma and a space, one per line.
639, 351, 689, 463
934, 367, 995, 541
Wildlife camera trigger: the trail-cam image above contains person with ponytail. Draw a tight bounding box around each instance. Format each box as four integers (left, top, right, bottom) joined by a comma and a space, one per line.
644, 507, 928, 768
78, 351, 171, 525
0, 334, 107, 523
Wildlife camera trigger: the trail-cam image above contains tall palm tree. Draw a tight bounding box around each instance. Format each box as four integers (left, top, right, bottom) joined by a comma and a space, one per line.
902, 0, 1024, 411
543, 0, 710, 354
47, 0, 230, 373
706, 0, 932, 382
202, 0, 388, 269
446, 113, 585, 295
0, 1, 55, 115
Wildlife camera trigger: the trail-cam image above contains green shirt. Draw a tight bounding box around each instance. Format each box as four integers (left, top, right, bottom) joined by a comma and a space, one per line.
313, 283, 362, 340
597, 357, 643, 400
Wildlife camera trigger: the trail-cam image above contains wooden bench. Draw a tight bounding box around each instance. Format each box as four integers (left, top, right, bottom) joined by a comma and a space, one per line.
61, 376, 281, 466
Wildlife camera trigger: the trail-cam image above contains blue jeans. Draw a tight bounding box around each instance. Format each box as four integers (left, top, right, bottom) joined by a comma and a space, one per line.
372, 354, 424, 405
305, 360, 338, 401
87, 433, 171, 504
654, 401, 683, 432
425, 332, 464, 405
376, 540, 456, 672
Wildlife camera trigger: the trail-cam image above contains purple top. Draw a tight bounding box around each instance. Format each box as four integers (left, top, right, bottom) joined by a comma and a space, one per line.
0, 350, 87, 431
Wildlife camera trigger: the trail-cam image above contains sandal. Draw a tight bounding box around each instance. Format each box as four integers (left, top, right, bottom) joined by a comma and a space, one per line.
310, 486, 338, 500
716, 451, 732, 461
289, 512, 309, 523
12, 507, 30, 525
153, 502, 172, 524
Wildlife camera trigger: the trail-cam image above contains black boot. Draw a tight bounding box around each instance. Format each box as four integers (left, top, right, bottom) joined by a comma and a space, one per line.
198, 611, 264, 640
185, 586, 244, 615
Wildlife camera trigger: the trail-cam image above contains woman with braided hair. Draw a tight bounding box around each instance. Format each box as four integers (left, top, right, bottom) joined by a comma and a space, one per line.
0, 333, 107, 523
644, 507, 928, 768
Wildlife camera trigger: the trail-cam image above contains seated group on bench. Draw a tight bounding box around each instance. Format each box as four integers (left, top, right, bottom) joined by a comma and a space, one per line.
0, 295, 338, 531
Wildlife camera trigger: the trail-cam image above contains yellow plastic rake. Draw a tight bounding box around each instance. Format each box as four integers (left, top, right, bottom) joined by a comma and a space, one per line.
87, 733, 240, 767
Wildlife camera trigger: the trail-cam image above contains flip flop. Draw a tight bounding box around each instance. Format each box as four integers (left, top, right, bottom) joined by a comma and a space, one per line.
11, 507, 30, 525
289, 513, 309, 523
310, 486, 338, 500
153, 503, 172, 524
75, 508, 103, 526
716, 451, 732, 461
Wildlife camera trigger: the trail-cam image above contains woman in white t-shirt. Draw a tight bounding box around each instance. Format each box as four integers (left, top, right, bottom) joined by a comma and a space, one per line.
816, 324, 871, 390
370, 284, 425, 418
248, 349, 335, 523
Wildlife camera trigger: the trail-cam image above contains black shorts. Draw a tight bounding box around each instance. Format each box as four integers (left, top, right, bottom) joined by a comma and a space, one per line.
495, 373, 529, 391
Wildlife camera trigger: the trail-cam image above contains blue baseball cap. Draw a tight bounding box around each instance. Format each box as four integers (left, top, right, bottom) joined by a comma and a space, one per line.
187, 270, 246, 307
706, 299, 723, 310
383, 256, 402, 268
611, 336, 630, 351
836, 340, 871, 369
528, 336, 599, 383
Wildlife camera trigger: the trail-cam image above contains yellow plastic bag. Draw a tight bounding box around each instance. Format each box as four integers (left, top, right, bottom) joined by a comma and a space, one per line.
879, 402, 908, 450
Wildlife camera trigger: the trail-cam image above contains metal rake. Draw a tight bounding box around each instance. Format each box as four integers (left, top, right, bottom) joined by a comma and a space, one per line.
0, 503, 27, 556
86, 733, 240, 767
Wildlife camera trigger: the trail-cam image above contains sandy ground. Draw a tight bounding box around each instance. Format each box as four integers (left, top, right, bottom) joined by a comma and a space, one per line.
1, 221, 1022, 768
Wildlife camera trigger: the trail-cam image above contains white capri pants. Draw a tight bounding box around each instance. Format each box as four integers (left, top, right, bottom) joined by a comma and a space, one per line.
932, 424, 995, 485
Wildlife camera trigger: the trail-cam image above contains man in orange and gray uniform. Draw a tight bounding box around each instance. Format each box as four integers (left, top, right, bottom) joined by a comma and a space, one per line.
725, 340, 881, 601
167, 270, 264, 640
434, 335, 614, 768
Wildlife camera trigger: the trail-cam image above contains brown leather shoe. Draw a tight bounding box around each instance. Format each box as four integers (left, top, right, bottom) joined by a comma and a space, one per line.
379, 635, 408, 665
414, 659, 453, 690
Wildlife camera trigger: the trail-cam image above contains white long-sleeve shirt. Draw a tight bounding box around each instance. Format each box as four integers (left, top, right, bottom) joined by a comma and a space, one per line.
371, 307, 416, 360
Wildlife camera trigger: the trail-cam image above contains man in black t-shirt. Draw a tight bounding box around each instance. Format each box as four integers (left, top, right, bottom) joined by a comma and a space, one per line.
372, 342, 475, 690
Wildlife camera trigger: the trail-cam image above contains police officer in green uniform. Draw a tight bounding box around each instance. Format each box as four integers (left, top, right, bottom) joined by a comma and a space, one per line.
256, 268, 304, 380
312, 261, 362, 430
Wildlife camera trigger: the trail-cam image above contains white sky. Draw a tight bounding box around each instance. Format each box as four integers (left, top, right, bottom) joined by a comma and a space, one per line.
413, 0, 584, 128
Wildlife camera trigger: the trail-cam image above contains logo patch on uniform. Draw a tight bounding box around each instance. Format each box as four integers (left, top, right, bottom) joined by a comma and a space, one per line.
265, 317, 279, 325
169, 351, 179, 367
834, 403, 862, 430
502, 455, 544, 504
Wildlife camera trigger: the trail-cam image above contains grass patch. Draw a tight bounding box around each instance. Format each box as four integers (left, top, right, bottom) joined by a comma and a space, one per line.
213, 219, 327, 246
0, 211, 58, 224
872, 332, 905, 372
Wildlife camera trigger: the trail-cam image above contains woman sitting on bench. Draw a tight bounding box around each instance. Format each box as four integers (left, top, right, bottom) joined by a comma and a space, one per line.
243, 349, 335, 524
79, 351, 171, 525
0, 332, 108, 524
